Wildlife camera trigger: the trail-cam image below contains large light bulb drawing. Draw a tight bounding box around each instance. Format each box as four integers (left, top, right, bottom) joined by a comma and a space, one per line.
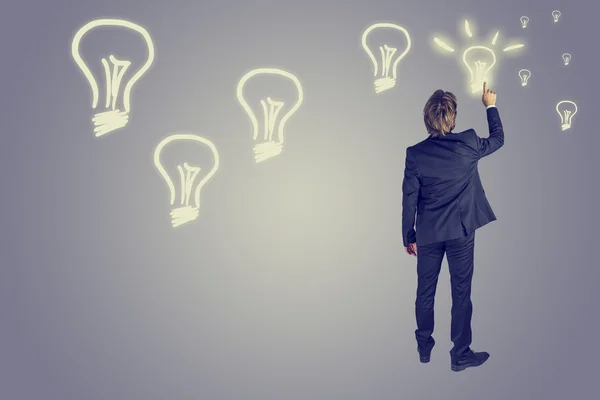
520, 16, 530, 28
562, 53, 571, 65
556, 101, 577, 131
433, 19, 525, 95
153, 133, 219, 227
236, 68, 303, 163
361, 23, 412, 93
72, 19, 154, 138
462, 46, 497, 93
518, 69, 531, 86
552, 10, 561, 23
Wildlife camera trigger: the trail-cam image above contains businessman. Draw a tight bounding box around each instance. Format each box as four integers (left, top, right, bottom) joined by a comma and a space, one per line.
402, 82, 503, 371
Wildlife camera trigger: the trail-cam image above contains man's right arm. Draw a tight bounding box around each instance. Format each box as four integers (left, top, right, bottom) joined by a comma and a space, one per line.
475, 105, 504, 158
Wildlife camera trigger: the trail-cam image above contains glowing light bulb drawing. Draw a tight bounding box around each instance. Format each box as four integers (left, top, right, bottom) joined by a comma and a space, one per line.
153, 133, 219, 227
556, 101, 577, 131
72, 19, 154, 137
433, 19, 525, 95
562, 53, 571, 65
361, 23, 412, 93
236, 68, 303, 163
518, 69, 531, 86
520, 16, 530, 28
552, 10, 561, 23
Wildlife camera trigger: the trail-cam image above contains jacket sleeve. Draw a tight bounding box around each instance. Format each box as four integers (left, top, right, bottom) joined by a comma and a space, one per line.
475, 106, 504, 158
402, 147, 420, 246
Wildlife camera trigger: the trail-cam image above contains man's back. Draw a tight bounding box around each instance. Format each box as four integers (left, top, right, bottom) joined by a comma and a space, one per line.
404, 84, 501, 372
402, 106, 504, 246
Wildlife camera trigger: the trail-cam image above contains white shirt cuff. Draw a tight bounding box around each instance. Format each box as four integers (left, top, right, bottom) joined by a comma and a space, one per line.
486, 105, 496, 109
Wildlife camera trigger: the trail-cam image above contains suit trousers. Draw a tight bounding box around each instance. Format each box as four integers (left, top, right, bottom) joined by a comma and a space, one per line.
414, 231, 476, 362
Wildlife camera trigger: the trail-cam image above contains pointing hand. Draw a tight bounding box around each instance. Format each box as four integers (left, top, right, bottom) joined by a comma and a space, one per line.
482, 82, 497, 107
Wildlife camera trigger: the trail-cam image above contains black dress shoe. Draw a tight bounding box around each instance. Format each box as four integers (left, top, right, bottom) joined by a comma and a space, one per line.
418, 347, 431, 363
451, 350, 489, 371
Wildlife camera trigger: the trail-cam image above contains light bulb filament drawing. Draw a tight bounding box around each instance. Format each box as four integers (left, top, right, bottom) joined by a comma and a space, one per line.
361, 23, 412, 94
236, 68, 303, 163
433, 19, 524, 95
520, 16, 529, 28
72, 19, 154, 138
380, 45, 398, 85
153, 134, 219, 228
562, 53, 571, 65
261, 97, 285, 141
556, 101, 577, 131
102, 55, 131, 110
178, 163, 201, 207
552, 10, 561, 23
518, 69, 531, 86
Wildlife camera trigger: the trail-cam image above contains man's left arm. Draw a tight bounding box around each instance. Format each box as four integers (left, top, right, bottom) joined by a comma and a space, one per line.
402, 147, 420, 248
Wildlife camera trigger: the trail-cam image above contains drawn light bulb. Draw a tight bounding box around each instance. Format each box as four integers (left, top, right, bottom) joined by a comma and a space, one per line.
153, 133, 219, 228
361, 23, 412, 93
433, 20, 524, 96
552, 10, 561, 23
463, 46, 497, 93
72, 19, 154, 138
562, 53, 571, 65
236, 68, 303, 163
556, 101, 577, 131
520, 16, 530, 28
518, 69, 531, 86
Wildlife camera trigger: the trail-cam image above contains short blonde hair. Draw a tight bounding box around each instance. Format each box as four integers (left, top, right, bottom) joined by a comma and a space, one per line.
423, 90, 457, 137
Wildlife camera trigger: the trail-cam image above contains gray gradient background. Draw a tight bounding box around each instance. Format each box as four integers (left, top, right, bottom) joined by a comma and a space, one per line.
1, 0, 598, 399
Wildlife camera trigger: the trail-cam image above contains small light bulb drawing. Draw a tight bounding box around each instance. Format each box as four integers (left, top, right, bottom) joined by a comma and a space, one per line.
552, 10, 561, 23
518, 69, 531, 86
562, 53, 571, 65
520, 16, 530, 28
153, 133, 219, 228
361, 23, 412, 93
72, 19, 154, 138
556, 101, 577, 131
433, 19, 525, 95
236, 68, 303, 163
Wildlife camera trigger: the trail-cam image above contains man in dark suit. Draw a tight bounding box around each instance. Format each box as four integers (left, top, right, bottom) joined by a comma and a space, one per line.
402, 82, 503, 371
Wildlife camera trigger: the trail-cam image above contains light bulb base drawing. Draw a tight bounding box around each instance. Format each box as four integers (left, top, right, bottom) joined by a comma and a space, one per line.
564, 61, 569, 65
253, 141, 282, 163
521, 82, 527, 86
170, 206, 199, 227
471, 82, 484, 93
92, 109, 129, 137
374, 77, 396, 94
561, 123, 571, 131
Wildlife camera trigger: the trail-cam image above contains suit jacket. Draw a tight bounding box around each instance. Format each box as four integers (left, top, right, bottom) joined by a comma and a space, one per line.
402, 106, 504, 246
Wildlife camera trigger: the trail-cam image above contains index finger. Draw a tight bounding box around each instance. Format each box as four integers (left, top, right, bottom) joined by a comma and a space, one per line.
483, 81, 486, 92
